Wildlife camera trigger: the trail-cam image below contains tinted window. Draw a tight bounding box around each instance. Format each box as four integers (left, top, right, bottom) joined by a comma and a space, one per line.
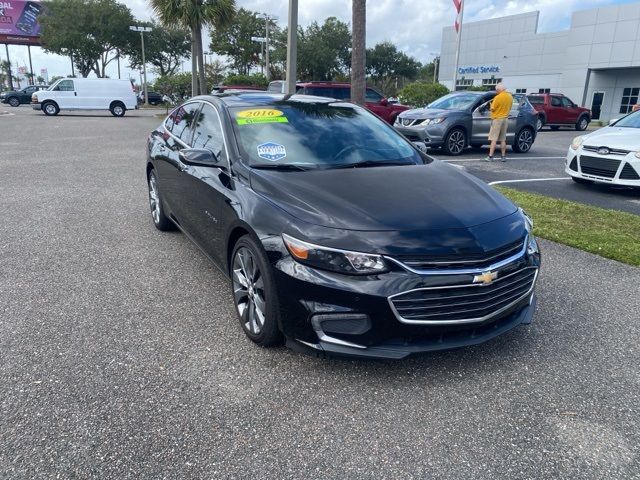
192, 104, 225, 160
561, 97, 574, 108
429, 93, 480, 110
55, 80, 74, 92
24, 86, 36, 94
551, 96, 562, 107
230, 102, 423, 168
171, 102, 201, 145
304, 86, 351, 100
365, 88, 383, 103
527, 95, 544, 105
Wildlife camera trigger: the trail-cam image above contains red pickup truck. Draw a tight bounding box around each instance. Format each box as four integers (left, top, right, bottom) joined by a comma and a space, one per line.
527, 93, 591, 131
295, 81, 410, 124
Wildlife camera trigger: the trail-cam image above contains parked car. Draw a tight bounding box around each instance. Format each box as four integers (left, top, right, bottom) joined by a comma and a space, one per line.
566, 108, 640, 187
211, 85, 265, 94
295, 81, 410, 124
0, 84, 49, 107
394, 91, 538, 155
267, 80, 284, 93
145, 92, 541, 359
138, 91, 164, 105
527, 93, 591, 131
32, 78, 137, 117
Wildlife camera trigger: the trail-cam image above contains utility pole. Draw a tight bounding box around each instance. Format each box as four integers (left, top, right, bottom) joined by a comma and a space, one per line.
27, 45, 34, 85
285, 0, 298, 95
70, 55, 75, 77
117, 49, 121, 79
4, 44, 14, 90
130, 25, 152, 106
430, 52, 440, 83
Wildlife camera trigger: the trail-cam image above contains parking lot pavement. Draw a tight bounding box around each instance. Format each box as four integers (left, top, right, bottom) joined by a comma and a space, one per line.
1, 108, 639, 479
433, 129, 640, 215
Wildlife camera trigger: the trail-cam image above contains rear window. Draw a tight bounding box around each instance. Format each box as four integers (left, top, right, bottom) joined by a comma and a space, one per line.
527, 95, 544, 105
230, 102, 423, 168
301, 86, 351, 100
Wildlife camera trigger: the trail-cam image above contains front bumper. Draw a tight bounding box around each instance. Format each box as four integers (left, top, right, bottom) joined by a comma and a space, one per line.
566, 148, 640, 186
394, 123, 447, 147
270, 238, 541, 359
31, 102, 42, 111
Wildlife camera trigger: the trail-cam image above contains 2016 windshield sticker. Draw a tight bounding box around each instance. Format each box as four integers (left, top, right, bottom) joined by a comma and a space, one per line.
257, 142, 287, 161
236, 109, 288, 125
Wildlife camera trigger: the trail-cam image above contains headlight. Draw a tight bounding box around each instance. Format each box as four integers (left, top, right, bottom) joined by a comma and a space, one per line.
421, 117, 445, 126
519, 208, 539, 255
519, 207, 533, 232
635, 151, 640, 159
570, 136, 584, 150
32, 94, 38, 102
282, 234, 387, 275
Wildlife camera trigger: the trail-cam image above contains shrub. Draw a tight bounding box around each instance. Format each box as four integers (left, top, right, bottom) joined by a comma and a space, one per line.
398, 82, 449, 107
223, 73, 268, 88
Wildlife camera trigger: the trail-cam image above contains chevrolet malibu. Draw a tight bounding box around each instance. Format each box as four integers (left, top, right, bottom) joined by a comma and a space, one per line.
146, 93, 541, 359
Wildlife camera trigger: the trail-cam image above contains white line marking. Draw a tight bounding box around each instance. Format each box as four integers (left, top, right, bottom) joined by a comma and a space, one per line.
441, 156, 566, 162
489, 177, 570, 185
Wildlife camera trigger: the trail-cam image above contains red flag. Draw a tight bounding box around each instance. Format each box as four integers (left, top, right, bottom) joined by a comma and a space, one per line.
453, 0, 463, 32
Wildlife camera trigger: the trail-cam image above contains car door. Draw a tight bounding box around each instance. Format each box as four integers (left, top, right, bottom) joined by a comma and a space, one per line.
505, 99, 520, 142
153, 101, 201, 225
471, 100, 492, 143
561, 96, 580, 124
21, 86, 36, 103
52, 79, 77, 108
176, 103, 231, 266
548, 95, 564, 124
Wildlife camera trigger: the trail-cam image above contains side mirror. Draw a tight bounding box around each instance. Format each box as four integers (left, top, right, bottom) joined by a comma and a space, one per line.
179, 148, 225, 168
380, 98, 389, 106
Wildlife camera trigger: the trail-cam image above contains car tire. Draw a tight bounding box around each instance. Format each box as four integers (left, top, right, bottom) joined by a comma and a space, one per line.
110, 102, 126, 117
550, 125, 560, 131
230, 235, 283, 348
442, 128, 466, 156
571, 177, 594, 185
512, 127, 535, 153
8, 97, 20, 107
536, 116, 544, 131
147, 170, 175, 231
575, 115, 589, 131
42, 101, 59, 116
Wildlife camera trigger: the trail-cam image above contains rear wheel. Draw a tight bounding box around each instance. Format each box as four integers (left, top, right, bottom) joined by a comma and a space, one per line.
572, 177, 594, 185
42, 101, 59, 116
576, 115, 589, 131
512, 128, 535, 153
110, 102, 126, 117
442, 128, 466, 156
536, 116, 544, 131
8, 97, 20, 107
231, 235, 282, 347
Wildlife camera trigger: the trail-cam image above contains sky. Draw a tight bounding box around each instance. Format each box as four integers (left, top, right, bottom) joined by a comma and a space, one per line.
2, 0, 634, 86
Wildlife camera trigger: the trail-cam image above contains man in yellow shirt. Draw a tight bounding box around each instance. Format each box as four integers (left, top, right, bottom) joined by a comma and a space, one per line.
484, 83, 513, 162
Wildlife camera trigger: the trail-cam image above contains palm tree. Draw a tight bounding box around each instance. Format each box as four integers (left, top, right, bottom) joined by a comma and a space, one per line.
351, 0, 366, 106
150, 0, 236, 96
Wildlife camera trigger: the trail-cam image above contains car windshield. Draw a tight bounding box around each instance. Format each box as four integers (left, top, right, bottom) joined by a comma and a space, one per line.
230, 101, 425, 169
428, 93, 481, 110
614, 110, 640, 128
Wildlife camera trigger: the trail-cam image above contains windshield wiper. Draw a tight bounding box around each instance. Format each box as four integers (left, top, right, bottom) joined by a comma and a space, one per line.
329, 160, 416, 169
251, 163, 312, 171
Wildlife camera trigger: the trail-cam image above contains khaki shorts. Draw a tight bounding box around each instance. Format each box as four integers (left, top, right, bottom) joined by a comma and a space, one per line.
488, 118, 509, 142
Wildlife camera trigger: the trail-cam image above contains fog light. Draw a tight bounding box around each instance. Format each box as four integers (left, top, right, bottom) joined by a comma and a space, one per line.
312, 313, 372, 336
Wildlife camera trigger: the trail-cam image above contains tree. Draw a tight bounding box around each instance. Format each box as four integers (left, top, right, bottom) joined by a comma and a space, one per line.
205, 59, 227, 86
351, 0, 366, 105
36, 75, 46, 84
125, 20, 190, 77
40, 0, 135, 78
366, 42, 420, 94
150, 0, 236, 96
153, 72, 193, 98
0, 60, 12, 90
398, 82, 449, 107
209, 8, 279, 75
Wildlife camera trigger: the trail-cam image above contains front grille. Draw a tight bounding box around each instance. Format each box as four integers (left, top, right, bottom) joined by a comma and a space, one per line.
579, 156, 621, 178
392, 238, 524, 271
569, 157, 578, 171
583, 145, 630, 155
389, 266, 537, 324
620, 162, 640, 180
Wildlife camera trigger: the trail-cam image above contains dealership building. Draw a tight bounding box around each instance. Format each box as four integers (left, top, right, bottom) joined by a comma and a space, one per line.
439, 2, 640, 121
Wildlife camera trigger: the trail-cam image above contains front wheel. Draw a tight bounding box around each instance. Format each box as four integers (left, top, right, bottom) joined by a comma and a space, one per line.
42, 101, 59, 116
231, 236, 282, 347
576, 116, 589, 131
512, 128, 535, 153
8, 97, 20, 107
442, 128, 466, 156
147, 170, 174, 231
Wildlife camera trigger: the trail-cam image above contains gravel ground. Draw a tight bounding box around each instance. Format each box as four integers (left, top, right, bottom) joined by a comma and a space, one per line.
1, 107, 639, 479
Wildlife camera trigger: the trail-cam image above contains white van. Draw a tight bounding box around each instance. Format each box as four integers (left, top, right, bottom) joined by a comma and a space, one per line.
32, 78, 138, 117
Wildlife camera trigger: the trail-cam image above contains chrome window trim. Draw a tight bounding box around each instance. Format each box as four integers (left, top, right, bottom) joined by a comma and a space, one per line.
384, 236, 528, 276
388, 267, 539, 325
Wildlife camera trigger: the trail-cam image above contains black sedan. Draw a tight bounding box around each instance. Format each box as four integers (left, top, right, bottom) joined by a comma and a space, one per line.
146, 93, 541, 359
1, 84, 48, 107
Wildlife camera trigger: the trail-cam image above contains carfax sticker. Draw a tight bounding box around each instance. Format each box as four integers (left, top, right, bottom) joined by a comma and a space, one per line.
236, 108, 288, 125
257, 142, 287, 161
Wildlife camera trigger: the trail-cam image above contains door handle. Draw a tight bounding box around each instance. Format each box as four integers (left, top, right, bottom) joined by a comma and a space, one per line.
74, 92, 77, 96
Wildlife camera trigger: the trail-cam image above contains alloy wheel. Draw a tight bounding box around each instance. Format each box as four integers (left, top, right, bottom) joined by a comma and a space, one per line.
148, 174, 161, 224
232, 247, 266, 336
518, 129, 533, 152
44, 104, 57, 115
579, 118, 588, 130
9, 97, 19, 107
113, 105, 124, 116
448, 130, 465, 155
536, 118, 543, 131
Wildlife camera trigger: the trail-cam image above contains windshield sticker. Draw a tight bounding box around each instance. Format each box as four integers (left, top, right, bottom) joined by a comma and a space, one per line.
236, 109, 289, 125
257, 142, 287, 161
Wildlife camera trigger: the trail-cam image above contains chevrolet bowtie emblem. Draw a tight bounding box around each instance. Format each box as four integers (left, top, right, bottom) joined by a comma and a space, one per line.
473, 271, 498, 285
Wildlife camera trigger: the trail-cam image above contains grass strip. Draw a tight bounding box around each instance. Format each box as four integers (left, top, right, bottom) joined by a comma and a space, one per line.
495, 186, 640, 267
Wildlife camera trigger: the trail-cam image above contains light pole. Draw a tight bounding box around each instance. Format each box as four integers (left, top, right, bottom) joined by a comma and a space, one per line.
430, 52, 440, 83
130, 25, 152, 106
260, 14, 278, 81
251, 36, 267, 75
285, 0, 298, 94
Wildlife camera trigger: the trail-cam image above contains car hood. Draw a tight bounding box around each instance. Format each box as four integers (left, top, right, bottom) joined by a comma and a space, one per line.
398, 108, 459, 120
583, 127, 640, 151
250, 161, 517, 232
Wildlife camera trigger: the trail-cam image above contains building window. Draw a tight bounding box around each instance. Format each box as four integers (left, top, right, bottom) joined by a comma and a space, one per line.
620, 87, 639, 114
538, 88, 551, 94
515, 88, 527, 94
455, 78, 474, 91
482, 77, 502, 90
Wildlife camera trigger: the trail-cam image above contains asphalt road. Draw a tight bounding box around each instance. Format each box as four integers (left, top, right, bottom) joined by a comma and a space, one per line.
432, 128, 640, 216
1, 107, 639, 479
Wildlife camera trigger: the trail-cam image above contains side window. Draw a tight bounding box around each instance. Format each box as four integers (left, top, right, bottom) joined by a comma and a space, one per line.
55, 80, 74, 92
172, 102, 201, 145
191, 104, 225, 160
550, 96, 562, 107
24, 86, 36, 94
561, 97, 574, 108
365, 88, 383, 103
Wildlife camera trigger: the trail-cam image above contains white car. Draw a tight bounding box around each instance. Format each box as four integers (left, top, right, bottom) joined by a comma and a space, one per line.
32, 78, 137, 117
566, 109, 640, 187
